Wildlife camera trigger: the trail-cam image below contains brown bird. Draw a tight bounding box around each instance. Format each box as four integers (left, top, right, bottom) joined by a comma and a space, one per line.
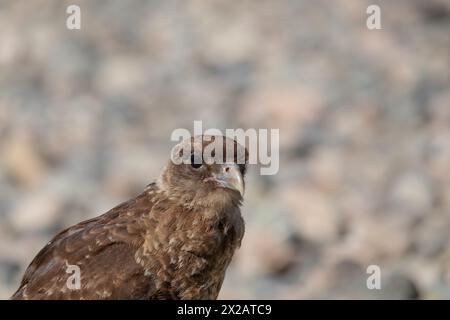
11, 135, 247, 300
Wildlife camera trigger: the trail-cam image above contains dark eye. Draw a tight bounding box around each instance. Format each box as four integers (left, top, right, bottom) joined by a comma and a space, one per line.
190, 154, 202, 169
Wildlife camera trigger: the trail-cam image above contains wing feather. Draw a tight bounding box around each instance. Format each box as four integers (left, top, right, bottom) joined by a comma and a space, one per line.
11, 185, 158, 300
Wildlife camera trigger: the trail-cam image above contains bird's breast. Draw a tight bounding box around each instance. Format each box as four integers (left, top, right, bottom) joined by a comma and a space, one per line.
136, 207, 244, 299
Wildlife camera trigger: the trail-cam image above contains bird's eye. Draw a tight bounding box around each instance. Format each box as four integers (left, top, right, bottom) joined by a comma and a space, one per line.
190, 154, 202, 169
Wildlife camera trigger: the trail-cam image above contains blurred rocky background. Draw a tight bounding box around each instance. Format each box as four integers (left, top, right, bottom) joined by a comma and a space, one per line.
1, 0, 450, 299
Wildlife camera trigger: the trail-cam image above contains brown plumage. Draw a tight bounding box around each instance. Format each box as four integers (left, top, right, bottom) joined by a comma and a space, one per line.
11, 135, 248, 300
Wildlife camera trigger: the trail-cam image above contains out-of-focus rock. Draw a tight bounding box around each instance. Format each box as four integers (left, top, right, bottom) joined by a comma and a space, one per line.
389, 171, 434, 216
0, 259, 21, 299
0, 259, 21, 286
341, 215, 411, 263
281, 184, 341, 244
9, 191, 63, 234
2, 131, 47, 188
239, 86, 324, 149
413, 214, 450, 257
379, 273, 420, 300
316, 261, 420, 299
233, 226, 297, 278
308, 148, 343, 192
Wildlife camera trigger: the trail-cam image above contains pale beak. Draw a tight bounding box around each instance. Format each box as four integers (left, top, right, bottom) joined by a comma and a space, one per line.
210, 163, 244, 197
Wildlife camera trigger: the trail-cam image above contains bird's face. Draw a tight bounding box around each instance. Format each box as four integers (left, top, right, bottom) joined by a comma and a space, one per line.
159, 136, 248, 209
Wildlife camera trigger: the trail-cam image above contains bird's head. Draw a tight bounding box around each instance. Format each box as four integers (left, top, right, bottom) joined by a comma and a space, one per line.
158, 135, 248, 211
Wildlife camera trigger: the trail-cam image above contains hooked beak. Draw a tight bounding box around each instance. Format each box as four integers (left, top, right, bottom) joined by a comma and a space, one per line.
209, 163, 244, 197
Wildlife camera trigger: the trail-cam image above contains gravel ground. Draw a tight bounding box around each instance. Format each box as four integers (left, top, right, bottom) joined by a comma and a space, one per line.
0, 0, 449, 299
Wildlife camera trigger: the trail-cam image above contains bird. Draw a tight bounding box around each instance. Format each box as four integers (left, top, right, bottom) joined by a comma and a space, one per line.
11, 135, 248, 300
